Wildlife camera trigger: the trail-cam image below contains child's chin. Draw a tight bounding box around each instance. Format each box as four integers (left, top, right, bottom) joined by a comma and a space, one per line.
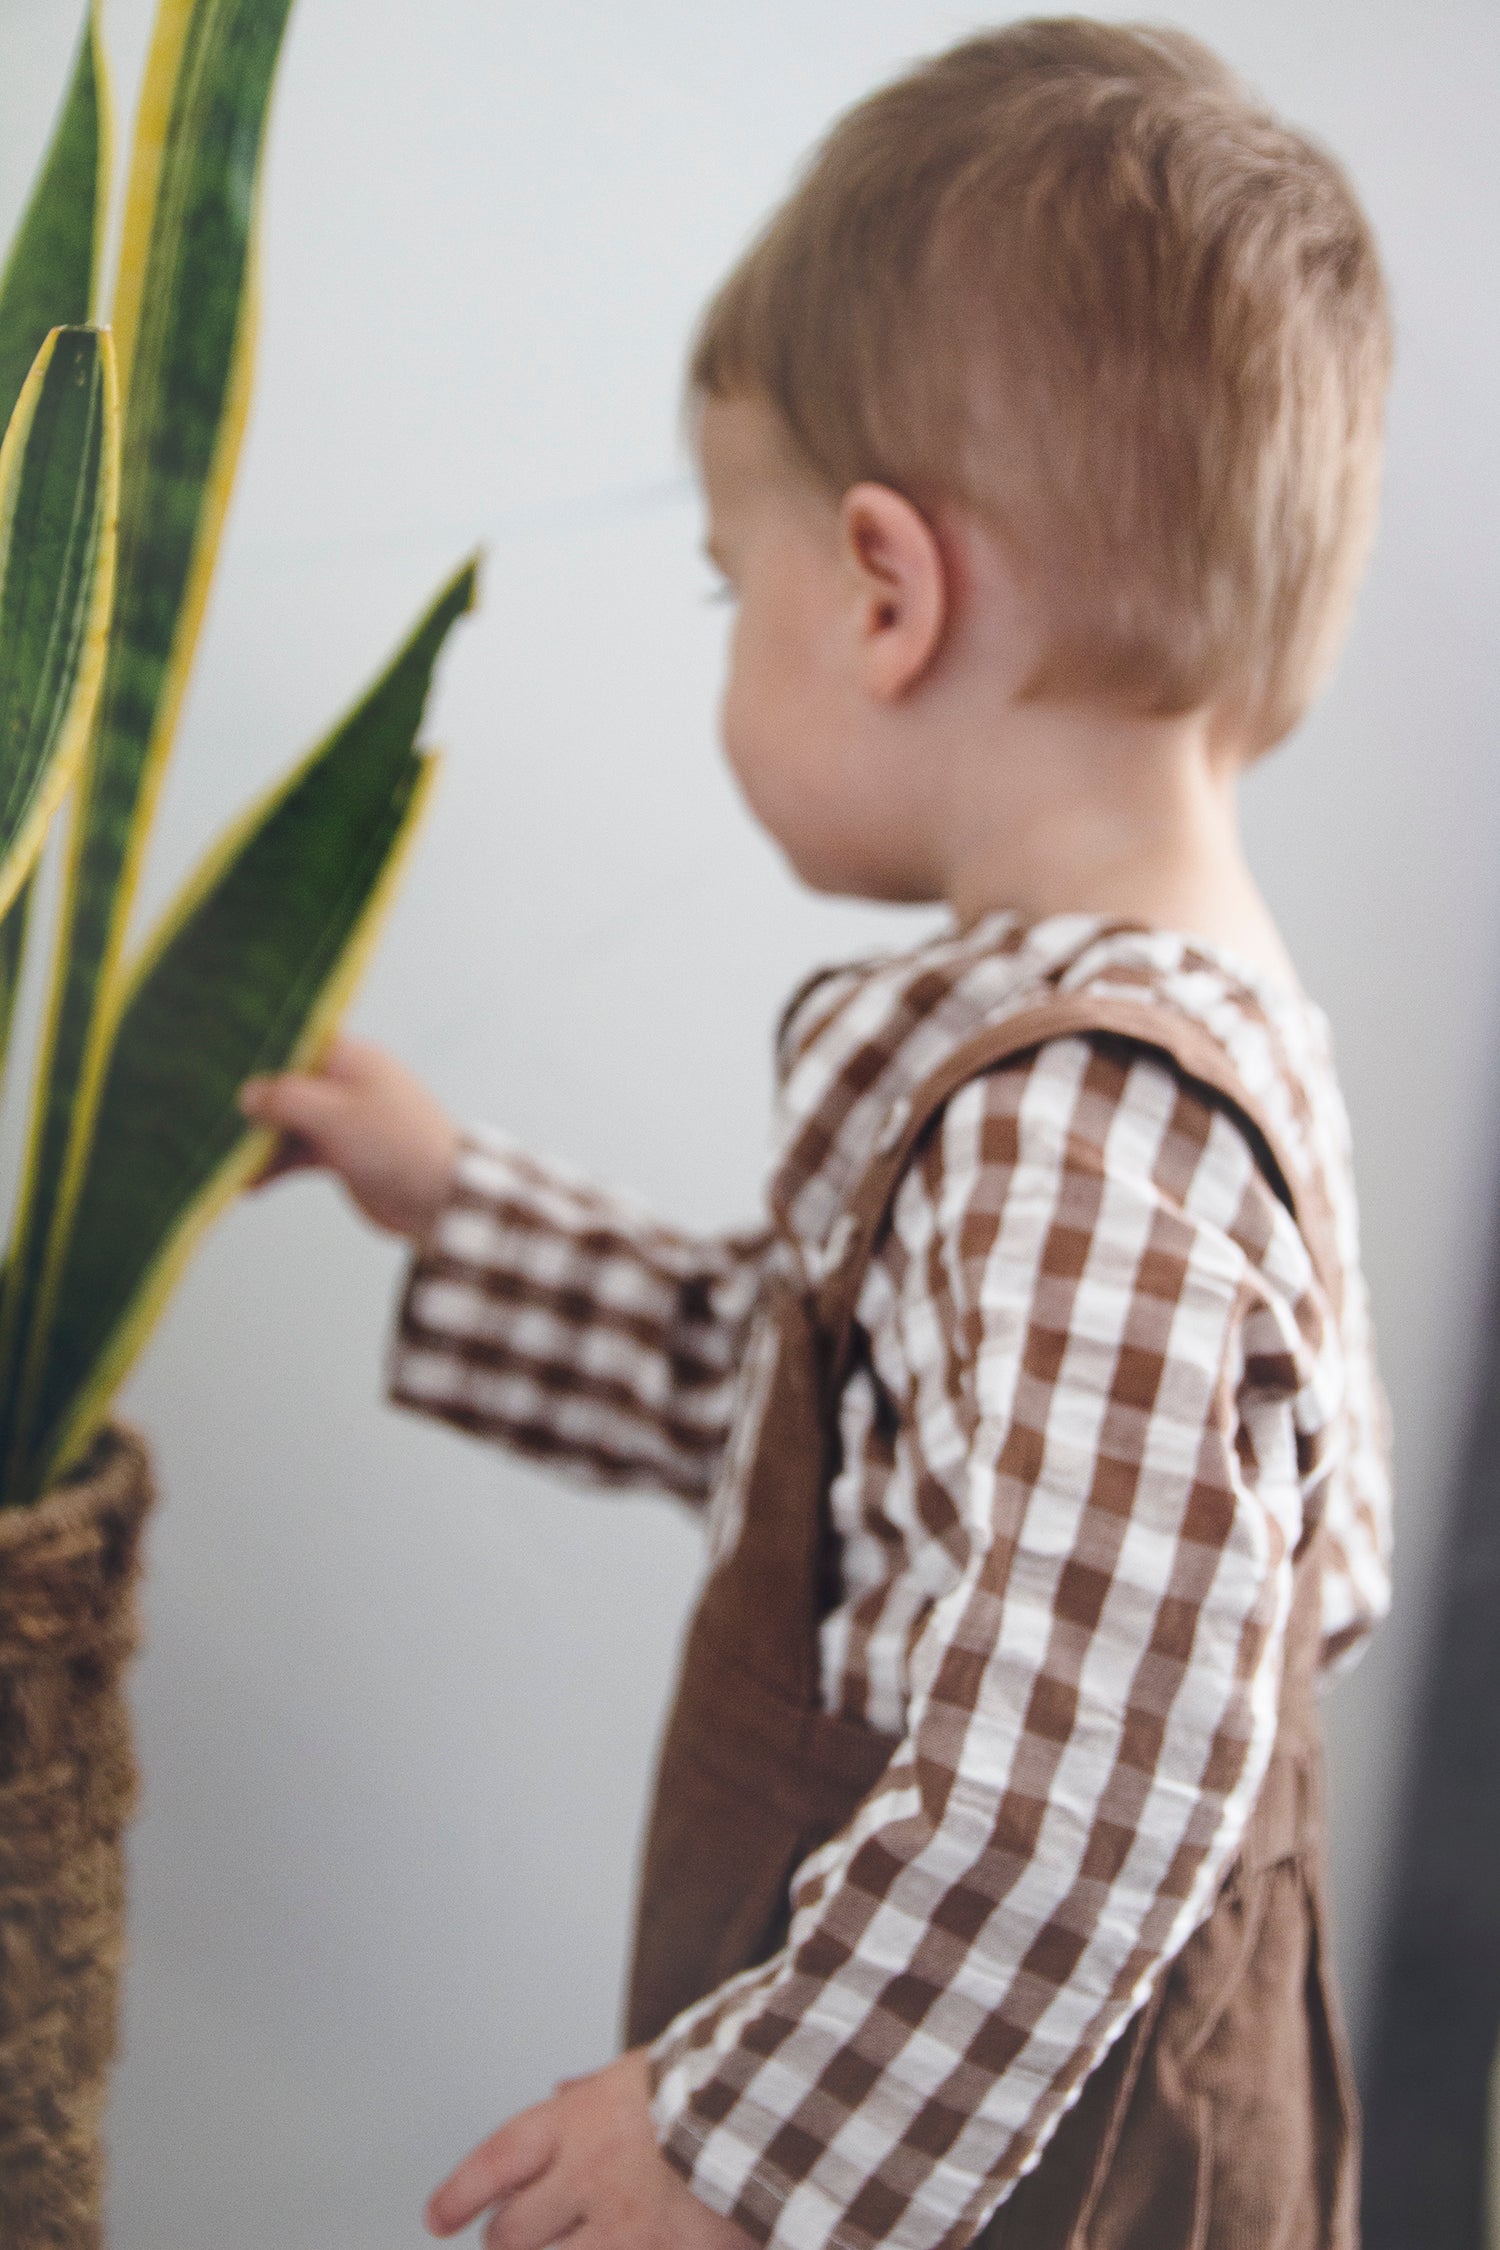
789, 855, 878, 901
773, 837, 926, 904
790, 851, 939, 907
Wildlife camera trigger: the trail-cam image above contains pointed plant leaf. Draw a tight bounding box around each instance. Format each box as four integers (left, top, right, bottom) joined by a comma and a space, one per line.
0, 325, 119, 1392
13, 560, 476, 1499
0, 0, 295, 1466
0, 327, 118, 924
0, 3, 108, 435
88, 0, 296, 919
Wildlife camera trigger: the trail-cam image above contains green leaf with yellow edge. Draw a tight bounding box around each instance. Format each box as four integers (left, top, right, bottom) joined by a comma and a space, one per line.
12, 560, 476, 1500
0, 328, 118, 925
0, 2, 109, 1101
0, 0, 295, 1474
0, 3, 109, 435
0, 880, 33, 1102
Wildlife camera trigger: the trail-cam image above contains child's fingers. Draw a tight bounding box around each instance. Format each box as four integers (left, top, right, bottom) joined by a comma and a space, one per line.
242, 1133, 319, 1191
475, 2164, 586, 2250
425, 2108, 560, 2238
312, 1031, 384, 1084
237, 1070, 348, 1150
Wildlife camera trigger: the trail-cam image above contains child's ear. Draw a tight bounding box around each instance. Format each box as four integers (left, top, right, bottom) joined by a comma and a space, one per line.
838, 482, 947, 699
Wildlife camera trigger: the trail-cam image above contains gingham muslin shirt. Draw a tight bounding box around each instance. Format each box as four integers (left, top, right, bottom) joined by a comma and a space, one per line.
389, 911, 1392, 2250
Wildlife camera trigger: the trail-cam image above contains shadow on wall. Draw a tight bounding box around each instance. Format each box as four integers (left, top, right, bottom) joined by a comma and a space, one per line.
1362, 1211, 1500, 2249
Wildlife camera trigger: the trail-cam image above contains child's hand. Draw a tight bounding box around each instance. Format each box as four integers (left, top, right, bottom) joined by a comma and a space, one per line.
237, 1033, 461, 1242
425, 2048, 755, 2250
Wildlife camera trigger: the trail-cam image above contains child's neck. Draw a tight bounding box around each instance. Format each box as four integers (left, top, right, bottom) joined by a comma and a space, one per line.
932, 699, 1299, 994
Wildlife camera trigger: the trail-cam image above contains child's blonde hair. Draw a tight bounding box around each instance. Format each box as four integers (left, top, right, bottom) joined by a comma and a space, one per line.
688, 18, 1391, 750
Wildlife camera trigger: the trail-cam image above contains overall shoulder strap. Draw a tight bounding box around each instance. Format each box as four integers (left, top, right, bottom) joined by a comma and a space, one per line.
813, 991, 1342, 1377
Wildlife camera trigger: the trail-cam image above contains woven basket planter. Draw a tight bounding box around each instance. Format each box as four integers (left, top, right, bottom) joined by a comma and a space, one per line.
0, 1426, 153, 2250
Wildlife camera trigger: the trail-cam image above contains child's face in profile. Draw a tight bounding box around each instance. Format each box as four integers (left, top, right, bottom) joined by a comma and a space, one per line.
696, 392, 929, 902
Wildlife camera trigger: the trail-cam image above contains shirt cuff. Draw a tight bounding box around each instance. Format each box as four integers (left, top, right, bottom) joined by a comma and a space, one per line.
647, 1973, 838, 2250
385, 1123, 532, 1415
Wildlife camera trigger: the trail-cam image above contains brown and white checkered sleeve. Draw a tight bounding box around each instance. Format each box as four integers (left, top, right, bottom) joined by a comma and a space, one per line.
387, 1125, 771, 1502
1314, 1247, 1393, 1678
649, 1037, 1326, 2250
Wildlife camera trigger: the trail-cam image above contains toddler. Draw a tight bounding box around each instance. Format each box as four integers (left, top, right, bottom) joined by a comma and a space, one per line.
241, 20, 1393, 2248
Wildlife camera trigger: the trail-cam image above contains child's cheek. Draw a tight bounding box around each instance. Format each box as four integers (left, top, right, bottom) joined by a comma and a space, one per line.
719, 625, 766, 789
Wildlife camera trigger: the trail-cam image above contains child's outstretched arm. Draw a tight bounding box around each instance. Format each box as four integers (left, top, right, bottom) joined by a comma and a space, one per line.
239, 1039, 773, 1506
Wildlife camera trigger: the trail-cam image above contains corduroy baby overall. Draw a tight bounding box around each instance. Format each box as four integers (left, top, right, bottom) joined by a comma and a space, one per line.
628, 995, 1361, 2248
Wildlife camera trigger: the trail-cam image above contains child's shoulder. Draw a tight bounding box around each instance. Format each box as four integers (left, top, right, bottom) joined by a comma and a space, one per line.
773, 909, 1343, 1159
770, 909, 1357, 1306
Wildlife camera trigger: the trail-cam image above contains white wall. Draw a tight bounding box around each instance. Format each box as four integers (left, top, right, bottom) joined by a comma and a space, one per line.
1, 2, 1497, 2242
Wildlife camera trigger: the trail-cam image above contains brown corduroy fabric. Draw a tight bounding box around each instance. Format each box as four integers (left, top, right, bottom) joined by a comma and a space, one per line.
0, 1425, 153, 2250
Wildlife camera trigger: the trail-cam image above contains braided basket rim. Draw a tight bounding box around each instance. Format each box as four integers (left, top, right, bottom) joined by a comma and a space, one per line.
0, 1422, 152, 1549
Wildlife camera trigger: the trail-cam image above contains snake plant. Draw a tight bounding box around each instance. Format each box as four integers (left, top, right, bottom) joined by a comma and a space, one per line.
0, 0, 474, 1505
